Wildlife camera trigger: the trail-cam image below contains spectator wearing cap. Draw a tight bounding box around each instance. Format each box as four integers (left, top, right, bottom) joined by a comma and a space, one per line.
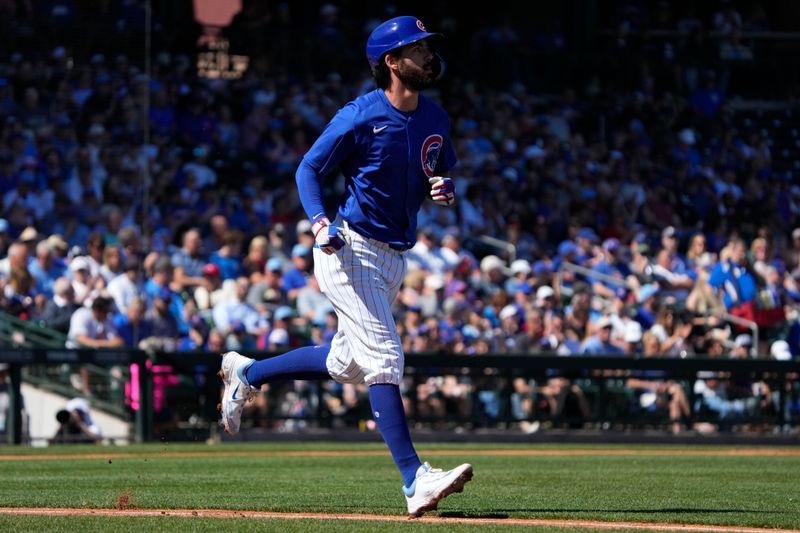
581, 315, 624, 355
589, 238, 626, 300
28, 239, 66, 298
574, 227, 599, 265
535, 285, 557, 314
770, 340, 792, 361
497, 304, 522, 351
621, 320, 643, 355
634, 283, 660, 330
46, 234, 69, 262
145, 255, 188, 335
477, 255, 507, 296
142, 287, 180, 349
67, 295, 123, 349
18, 226, 40, 253
68, 256, 93, 305
420, 273, 445, 318
660, 226, 693, 277
245, 257, 287, 312
729, 334, 753, 358
171, 228, 207, 291
295, 219, 315, 250
194, 263, 226, 311
504, 259, 532, 295
672, 128, 702, 170
107, 257, 143, 315
36, 277, 78, 333
212, 276, 268, 336
259, 305, 294, 351
439, 297, 468, 347
227, 319, 258, 351
209, 230, 244, 281
283, 244, 312, 301
178, 313, 210, 351
181, 145, 217, 189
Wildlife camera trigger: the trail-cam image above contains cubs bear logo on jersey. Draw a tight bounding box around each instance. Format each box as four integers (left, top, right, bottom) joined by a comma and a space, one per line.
421, 134, 443, 178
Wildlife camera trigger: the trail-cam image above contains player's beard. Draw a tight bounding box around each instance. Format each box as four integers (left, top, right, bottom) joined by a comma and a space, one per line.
397, 61, 435, 91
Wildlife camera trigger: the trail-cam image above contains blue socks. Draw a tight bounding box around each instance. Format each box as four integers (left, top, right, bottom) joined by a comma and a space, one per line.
241, 345, 331, 388
241, 350, 421, 488
369, 383, 422, 488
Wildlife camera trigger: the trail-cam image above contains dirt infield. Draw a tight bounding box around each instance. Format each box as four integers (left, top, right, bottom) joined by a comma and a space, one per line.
0, 507, 798, 532
1, 448, 799, 461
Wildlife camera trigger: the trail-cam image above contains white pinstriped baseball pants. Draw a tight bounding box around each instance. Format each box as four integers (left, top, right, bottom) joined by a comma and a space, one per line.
313, 226, 406, 386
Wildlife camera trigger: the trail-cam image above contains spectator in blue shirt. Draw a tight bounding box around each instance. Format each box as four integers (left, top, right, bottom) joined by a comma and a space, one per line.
581, 316, 624, 355
708, 238, 756, 311
282, 243, 311, 301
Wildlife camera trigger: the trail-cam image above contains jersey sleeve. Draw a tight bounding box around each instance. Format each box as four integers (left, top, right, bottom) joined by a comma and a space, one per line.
296, 104, 358, 222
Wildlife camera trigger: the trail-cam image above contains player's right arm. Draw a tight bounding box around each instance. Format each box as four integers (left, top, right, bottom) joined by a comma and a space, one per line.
296, 103, 359, 253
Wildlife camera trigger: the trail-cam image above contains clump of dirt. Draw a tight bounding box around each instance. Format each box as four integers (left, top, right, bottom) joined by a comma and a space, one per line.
115, 490, 134, 510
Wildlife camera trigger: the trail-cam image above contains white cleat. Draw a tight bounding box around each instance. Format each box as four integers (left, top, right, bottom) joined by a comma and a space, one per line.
404, 462, 473, 517
218, 351, 257, 435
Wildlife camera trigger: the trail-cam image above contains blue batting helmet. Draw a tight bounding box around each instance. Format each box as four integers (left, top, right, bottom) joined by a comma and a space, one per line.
366, 16, 442, 69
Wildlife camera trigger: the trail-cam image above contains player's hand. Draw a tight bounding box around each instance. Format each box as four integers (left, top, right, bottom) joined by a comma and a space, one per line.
428, 176, 455, 206
312, 217, 351, 255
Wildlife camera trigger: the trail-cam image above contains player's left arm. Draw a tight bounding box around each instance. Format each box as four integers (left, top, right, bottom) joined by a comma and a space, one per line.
428, 125, 458, 207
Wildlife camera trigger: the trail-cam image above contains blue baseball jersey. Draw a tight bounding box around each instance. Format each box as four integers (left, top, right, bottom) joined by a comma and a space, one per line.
296, 89, 457, 248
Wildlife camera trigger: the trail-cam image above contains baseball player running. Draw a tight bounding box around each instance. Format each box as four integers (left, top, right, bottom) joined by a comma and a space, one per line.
219, 15, 472, 516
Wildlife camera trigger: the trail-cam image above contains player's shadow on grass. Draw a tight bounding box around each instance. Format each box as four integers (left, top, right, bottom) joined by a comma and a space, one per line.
472, 508, 774, 515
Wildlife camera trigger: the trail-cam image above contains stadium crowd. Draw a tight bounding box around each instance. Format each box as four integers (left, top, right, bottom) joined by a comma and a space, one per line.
0, 1, 798, 433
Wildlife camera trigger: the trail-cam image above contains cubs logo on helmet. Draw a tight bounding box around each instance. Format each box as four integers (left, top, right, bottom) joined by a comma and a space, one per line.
421, 134, 443, 178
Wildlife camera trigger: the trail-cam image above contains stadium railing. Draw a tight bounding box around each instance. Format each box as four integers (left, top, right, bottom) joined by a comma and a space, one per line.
1, 349, 798, 444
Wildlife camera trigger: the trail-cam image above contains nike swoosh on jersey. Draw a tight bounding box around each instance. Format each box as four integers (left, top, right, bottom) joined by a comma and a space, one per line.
372, 125, 388, 133
232, 384, 240, 400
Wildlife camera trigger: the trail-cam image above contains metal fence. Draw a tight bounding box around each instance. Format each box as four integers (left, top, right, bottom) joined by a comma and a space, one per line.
1, 349, 799, 444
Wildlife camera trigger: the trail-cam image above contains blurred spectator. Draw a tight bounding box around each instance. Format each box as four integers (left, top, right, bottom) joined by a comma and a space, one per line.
36, 277, 78, 333
171, 228, 207, 291
67, 295, 123, 349
283, 244, 312, 301
107, 258, 143, 315
50, 398, 102, 444
212, 276, 268, 336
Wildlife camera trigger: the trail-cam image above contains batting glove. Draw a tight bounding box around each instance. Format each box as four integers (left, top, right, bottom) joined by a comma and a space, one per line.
312, 217, 351, 255
429, 176, 455, 206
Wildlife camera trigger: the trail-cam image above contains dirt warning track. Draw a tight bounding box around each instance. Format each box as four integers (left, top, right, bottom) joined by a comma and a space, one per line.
0, 507, 798, 533
1, 448, 799, 461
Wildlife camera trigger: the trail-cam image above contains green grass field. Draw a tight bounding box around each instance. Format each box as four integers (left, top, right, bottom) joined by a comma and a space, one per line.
0, 443, 797, 532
